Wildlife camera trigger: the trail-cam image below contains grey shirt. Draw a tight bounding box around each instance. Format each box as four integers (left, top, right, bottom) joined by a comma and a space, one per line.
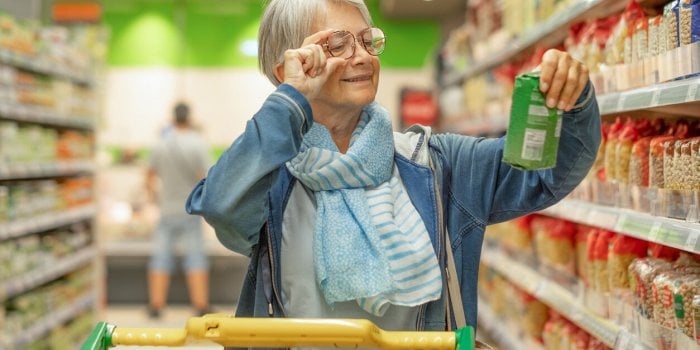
150, 129, 211, 215
281, 182, 419, 350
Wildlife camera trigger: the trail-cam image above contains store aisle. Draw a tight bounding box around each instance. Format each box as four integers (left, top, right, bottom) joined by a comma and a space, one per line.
101, 305, 231, 349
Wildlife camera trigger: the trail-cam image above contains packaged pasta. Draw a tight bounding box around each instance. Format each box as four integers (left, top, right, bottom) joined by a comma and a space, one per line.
650, 135, 675, 188
518, 289, 549, 341
586, 229, 600, 289
576, 225, 595, 284
652, 271, 682, 328
665, 1, 680, 49
663, 139, 682, 190
651, 242, 682, 261
604, 118, 624, 182
629, 136, 653, 186
593, 230, 614, 292
617, 119, 655, 184
679, 0, 700, 46
608, 235, 648, 290
540, 219, 577, 275
629, 257, 674, 318
672, 274, 700, 337
678, 137, 700, 190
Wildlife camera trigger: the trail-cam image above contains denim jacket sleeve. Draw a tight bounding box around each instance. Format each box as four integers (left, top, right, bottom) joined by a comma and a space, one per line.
186, 84, 313, 256
434, 81, 601, 225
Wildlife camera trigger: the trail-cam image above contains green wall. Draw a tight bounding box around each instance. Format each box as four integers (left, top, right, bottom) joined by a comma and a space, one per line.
103, 0, 439, 68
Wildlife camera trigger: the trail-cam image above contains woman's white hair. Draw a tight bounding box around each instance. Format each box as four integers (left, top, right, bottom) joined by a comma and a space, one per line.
258, 0, 373, 86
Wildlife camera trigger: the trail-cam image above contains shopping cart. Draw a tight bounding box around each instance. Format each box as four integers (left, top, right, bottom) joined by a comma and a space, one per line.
80, 313, 477, 349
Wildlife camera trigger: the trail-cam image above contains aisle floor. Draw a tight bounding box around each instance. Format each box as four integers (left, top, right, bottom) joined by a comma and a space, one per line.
102, 305, 232, 349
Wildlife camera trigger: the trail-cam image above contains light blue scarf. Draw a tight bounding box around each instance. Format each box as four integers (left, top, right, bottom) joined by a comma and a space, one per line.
286, 103, 441, 316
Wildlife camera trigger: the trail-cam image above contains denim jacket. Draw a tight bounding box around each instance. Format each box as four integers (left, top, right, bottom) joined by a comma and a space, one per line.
186, 82, 600, 333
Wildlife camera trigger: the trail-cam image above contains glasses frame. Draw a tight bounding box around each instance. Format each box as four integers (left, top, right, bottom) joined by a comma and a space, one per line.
322, 27, 386, 60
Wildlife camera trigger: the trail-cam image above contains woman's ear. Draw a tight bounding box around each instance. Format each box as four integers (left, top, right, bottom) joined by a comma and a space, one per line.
274, 63, 285, 84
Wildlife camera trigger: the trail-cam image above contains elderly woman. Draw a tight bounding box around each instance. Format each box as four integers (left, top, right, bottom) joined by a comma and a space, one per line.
187, 0, 599, 337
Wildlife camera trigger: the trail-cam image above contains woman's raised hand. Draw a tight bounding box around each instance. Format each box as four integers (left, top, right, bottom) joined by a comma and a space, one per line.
536, 49, 590, 112
280, 29, 345, 98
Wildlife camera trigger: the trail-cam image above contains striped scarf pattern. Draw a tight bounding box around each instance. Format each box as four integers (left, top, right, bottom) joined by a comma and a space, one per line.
286, 102, 441, 316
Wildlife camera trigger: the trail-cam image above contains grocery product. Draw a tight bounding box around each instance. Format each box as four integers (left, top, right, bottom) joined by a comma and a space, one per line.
652, 271, 682, 328
576, 224, 594, 284
665, 1, 680, 50
649, 135, 675, 188
503, 72, 562, 170
677, 137, 700, 190
629, 136, 653, 186
629, 257, 674, 318
593, 230, 614, 292
604, 117, 624, 182
679, 0, 700, 46
693, 294, 700, 344
672, 274, 700, 338
532, 217, 577, 275
608, 235, 648, 289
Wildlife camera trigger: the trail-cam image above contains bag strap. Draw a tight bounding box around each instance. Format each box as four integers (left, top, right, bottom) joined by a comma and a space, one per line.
445, 232, 467, 328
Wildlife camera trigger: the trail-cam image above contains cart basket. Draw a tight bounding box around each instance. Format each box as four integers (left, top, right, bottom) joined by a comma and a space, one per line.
81, 313, 475, 349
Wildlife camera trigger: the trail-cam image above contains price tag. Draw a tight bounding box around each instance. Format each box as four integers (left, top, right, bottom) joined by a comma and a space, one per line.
616, 94, 627, 111
615, 330, 640, 350
687, 83, 699, 103
685, 232, 700, 252
590, 210, 618, 229
615, 214, 628, 232
650, 89, 661, 106
648, 222, 662, 242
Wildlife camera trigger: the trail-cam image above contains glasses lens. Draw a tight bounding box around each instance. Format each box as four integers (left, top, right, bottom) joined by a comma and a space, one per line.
361, 27, 385, 56
326, 31, 354, 59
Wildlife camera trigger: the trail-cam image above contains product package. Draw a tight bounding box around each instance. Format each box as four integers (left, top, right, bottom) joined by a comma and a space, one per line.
503, 72, 563, 170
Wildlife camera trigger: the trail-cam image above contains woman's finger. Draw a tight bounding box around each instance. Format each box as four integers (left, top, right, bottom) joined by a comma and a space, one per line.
545, 54, 571, 109
302, 29, 337, 47
558, 64, 580, 111
568, 65, 590, 110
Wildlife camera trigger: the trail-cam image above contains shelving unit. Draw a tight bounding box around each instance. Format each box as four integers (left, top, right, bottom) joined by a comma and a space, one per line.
440, 0, 700, 347
443, 0, 626, 86
542, 199, 700, 254
597, 76, 700, 116
0, 47, 93, 85
0, 246, 96, 300
0, 205, 97, 240
481, 246, 652, 350
476, 297, 528, 350
0, 12, 102, 349
1, 292, 95, 350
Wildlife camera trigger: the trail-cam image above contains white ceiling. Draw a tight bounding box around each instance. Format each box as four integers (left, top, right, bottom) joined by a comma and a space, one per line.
379, 0, 467, 19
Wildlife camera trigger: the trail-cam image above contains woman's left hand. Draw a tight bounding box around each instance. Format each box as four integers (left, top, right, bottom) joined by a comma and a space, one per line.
536, 49, 589, 112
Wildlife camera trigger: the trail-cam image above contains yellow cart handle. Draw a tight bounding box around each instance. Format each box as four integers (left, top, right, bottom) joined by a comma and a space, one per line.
84, 314, 475, 349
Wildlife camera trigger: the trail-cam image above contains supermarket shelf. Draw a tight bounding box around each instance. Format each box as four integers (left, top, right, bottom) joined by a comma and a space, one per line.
477, 297, 522, 350
542, 199, 700, 254
481, 247, 651, 349
0, 101, 96, 130
0, 292, 94, 350
0, 47, 94, 85
444, 0, 626, 85
0, 160, 96, 180
0, 247, 96, 300
0, 205, 97, 241
598, 76, 700, 116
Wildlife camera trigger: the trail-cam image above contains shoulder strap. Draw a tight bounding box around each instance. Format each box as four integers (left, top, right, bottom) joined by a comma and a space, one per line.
445, 232, 467, 328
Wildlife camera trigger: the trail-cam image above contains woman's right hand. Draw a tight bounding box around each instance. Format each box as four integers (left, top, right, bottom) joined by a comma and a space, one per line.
279, 29, 345, 98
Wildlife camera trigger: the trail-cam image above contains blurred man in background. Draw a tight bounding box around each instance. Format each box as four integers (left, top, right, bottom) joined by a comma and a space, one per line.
146, 102, 212, 317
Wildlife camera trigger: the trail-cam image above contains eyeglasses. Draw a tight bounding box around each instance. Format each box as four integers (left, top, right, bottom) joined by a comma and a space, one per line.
323, 27, 386, 60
